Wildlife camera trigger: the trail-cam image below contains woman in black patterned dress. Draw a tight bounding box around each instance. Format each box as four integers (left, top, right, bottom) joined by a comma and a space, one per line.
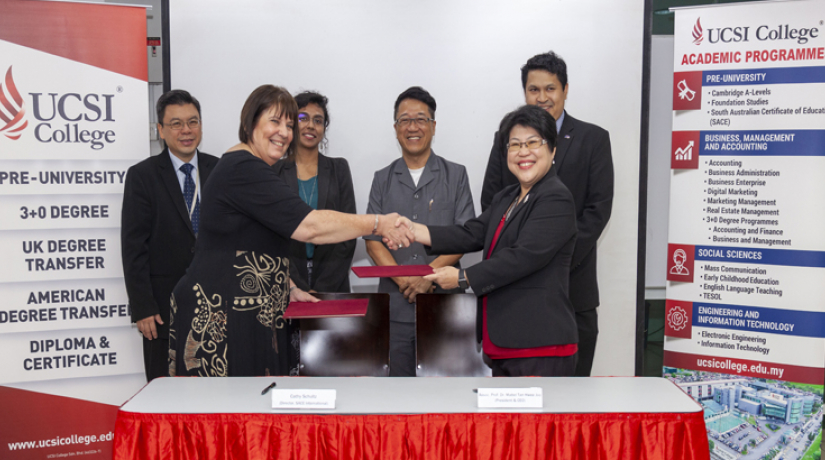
169, 85, 410, 377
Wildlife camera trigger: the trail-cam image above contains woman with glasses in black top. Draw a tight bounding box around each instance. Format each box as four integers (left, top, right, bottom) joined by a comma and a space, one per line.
273, 91, 356, 294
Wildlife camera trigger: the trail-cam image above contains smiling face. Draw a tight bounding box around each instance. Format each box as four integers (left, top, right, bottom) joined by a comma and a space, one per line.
394, 98, 435, 159
524, 70, 568, 122
249, 105, 293, 165
506, 124, 555, 195
158, 103, 202, 162
296, 103, 326, 151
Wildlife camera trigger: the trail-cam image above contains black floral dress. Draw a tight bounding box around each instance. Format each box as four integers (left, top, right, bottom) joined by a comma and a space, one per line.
169, 151, 312, 377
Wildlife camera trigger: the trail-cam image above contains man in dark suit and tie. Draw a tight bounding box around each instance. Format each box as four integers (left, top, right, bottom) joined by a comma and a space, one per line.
480, 52, 614, 376
121, 90, 218, 381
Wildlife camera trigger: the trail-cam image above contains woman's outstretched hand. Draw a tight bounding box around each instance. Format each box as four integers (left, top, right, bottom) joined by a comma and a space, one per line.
378, 213, 414, 250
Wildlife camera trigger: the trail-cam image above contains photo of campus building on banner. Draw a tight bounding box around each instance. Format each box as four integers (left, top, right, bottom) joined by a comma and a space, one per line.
667, 368, 823, 460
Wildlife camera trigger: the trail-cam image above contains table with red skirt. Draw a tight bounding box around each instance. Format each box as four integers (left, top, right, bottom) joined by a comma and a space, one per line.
113, 376, 709, 460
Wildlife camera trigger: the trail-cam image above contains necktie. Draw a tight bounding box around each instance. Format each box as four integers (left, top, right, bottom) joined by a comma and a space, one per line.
180, 163, 199, 235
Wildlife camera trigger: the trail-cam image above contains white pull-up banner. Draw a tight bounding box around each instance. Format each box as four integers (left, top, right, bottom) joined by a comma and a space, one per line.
0, 1, 148, 458
664, 1, 825, 459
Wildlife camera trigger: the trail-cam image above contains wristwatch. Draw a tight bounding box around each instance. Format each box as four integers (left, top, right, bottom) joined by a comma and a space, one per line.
457, 269, 469, 290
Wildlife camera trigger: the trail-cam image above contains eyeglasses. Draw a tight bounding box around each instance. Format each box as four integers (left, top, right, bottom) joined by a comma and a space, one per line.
163, 118, 201, 131
298, 114, 325, 127
395, 117, 434, 128
507, 138, 547, 153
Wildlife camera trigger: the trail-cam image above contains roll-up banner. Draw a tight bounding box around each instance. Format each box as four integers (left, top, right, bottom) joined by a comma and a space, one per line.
664, 1, 825, 459
0, 1, 148, 458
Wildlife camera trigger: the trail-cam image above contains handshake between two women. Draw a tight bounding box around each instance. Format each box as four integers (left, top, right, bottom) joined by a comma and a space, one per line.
380, 215, 462, 291
374, 212, 416, 250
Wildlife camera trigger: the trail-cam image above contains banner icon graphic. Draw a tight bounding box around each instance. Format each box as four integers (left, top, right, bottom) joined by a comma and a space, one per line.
671, 131, 700, 169
667, 243, 695, 283
665, 300, 693, 338
672, 71, 702, 110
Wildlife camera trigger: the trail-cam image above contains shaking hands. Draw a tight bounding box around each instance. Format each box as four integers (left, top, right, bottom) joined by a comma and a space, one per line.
376, 213, 415, 250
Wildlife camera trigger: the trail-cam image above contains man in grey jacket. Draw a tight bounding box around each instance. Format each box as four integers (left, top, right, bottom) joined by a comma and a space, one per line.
365, 86, 475, 377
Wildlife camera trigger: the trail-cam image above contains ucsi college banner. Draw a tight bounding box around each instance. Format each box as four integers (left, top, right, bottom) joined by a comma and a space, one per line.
664, 1, 825, 460
0, 1, 148, 459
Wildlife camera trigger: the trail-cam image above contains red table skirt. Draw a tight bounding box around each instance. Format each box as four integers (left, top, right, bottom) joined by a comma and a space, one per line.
114, 411, 710, 460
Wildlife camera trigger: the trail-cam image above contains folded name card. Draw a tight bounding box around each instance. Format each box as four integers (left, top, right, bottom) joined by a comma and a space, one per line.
477, 387, 543, 408
284, 299, 368, 319
272, 389, 336, 409
351, 265, 434, 278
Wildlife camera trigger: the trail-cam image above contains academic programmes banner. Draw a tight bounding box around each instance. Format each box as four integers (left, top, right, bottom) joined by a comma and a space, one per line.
0, 1, 148, 458
664, 2, 825, 460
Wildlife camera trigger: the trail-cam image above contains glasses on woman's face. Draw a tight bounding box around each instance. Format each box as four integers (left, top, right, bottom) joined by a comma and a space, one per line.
507, 138, 547, 153
164, 118, 200, 131
297, 114, 325, 127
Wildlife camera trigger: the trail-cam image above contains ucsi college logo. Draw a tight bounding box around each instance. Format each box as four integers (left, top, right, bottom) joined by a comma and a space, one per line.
0, 66, 28, 140
0, 65, 118, 150
691, 17, 820, 46
692, 18, 704, 45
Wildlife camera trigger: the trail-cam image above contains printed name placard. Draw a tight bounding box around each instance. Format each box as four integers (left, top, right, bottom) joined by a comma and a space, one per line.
477, 387, 543, 408
271, 389, 336, 409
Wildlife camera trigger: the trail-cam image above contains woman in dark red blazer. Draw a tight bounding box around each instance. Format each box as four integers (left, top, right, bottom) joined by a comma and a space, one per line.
400, 105, 579, 377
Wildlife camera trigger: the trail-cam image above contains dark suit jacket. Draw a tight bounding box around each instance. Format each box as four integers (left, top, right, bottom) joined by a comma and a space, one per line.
428, 169, 578, 348
272, 153, 356, 293
121, 149, 218, 338
480, 112, 613, 312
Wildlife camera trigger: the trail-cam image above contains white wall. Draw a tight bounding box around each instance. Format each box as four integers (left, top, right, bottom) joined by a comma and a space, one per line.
645, 36, 675, 299
170, 0, 645, 376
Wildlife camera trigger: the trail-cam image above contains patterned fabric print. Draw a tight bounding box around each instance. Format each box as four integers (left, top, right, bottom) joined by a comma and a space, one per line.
184, 284, 228, 376
233, 252, 289, 331
168, 294, 177, 377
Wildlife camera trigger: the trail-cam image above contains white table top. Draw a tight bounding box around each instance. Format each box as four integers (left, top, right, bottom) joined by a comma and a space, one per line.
120, 377, 701, 415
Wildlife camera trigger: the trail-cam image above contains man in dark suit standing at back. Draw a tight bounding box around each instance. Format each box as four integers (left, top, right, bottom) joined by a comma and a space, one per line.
121, 90, 218, 381
481, 52, 614, 376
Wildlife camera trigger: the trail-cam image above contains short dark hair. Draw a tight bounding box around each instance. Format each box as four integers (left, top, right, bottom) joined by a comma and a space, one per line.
238, 85, 298, 144
295, 91, 330, 129
393, 86, 436, 119
520, 51, 568, 90
156, 89, 201, 123
497, 105, 558, 157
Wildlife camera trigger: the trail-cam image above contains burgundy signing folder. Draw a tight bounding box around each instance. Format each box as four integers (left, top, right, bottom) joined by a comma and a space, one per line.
283, 299, 369, 319
351, 265, 434, 278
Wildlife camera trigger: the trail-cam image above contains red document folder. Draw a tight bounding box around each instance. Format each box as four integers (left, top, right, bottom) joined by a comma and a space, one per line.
351, 265, 434, 278
283, 299, 369, 319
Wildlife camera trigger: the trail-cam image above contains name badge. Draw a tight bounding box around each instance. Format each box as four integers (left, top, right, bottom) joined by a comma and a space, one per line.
271, 389, 336, 409
477, 387, 543, 408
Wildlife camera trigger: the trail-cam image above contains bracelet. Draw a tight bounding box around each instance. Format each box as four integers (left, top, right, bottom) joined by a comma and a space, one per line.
372, 214, 379, 235
289, 285, 297, 293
